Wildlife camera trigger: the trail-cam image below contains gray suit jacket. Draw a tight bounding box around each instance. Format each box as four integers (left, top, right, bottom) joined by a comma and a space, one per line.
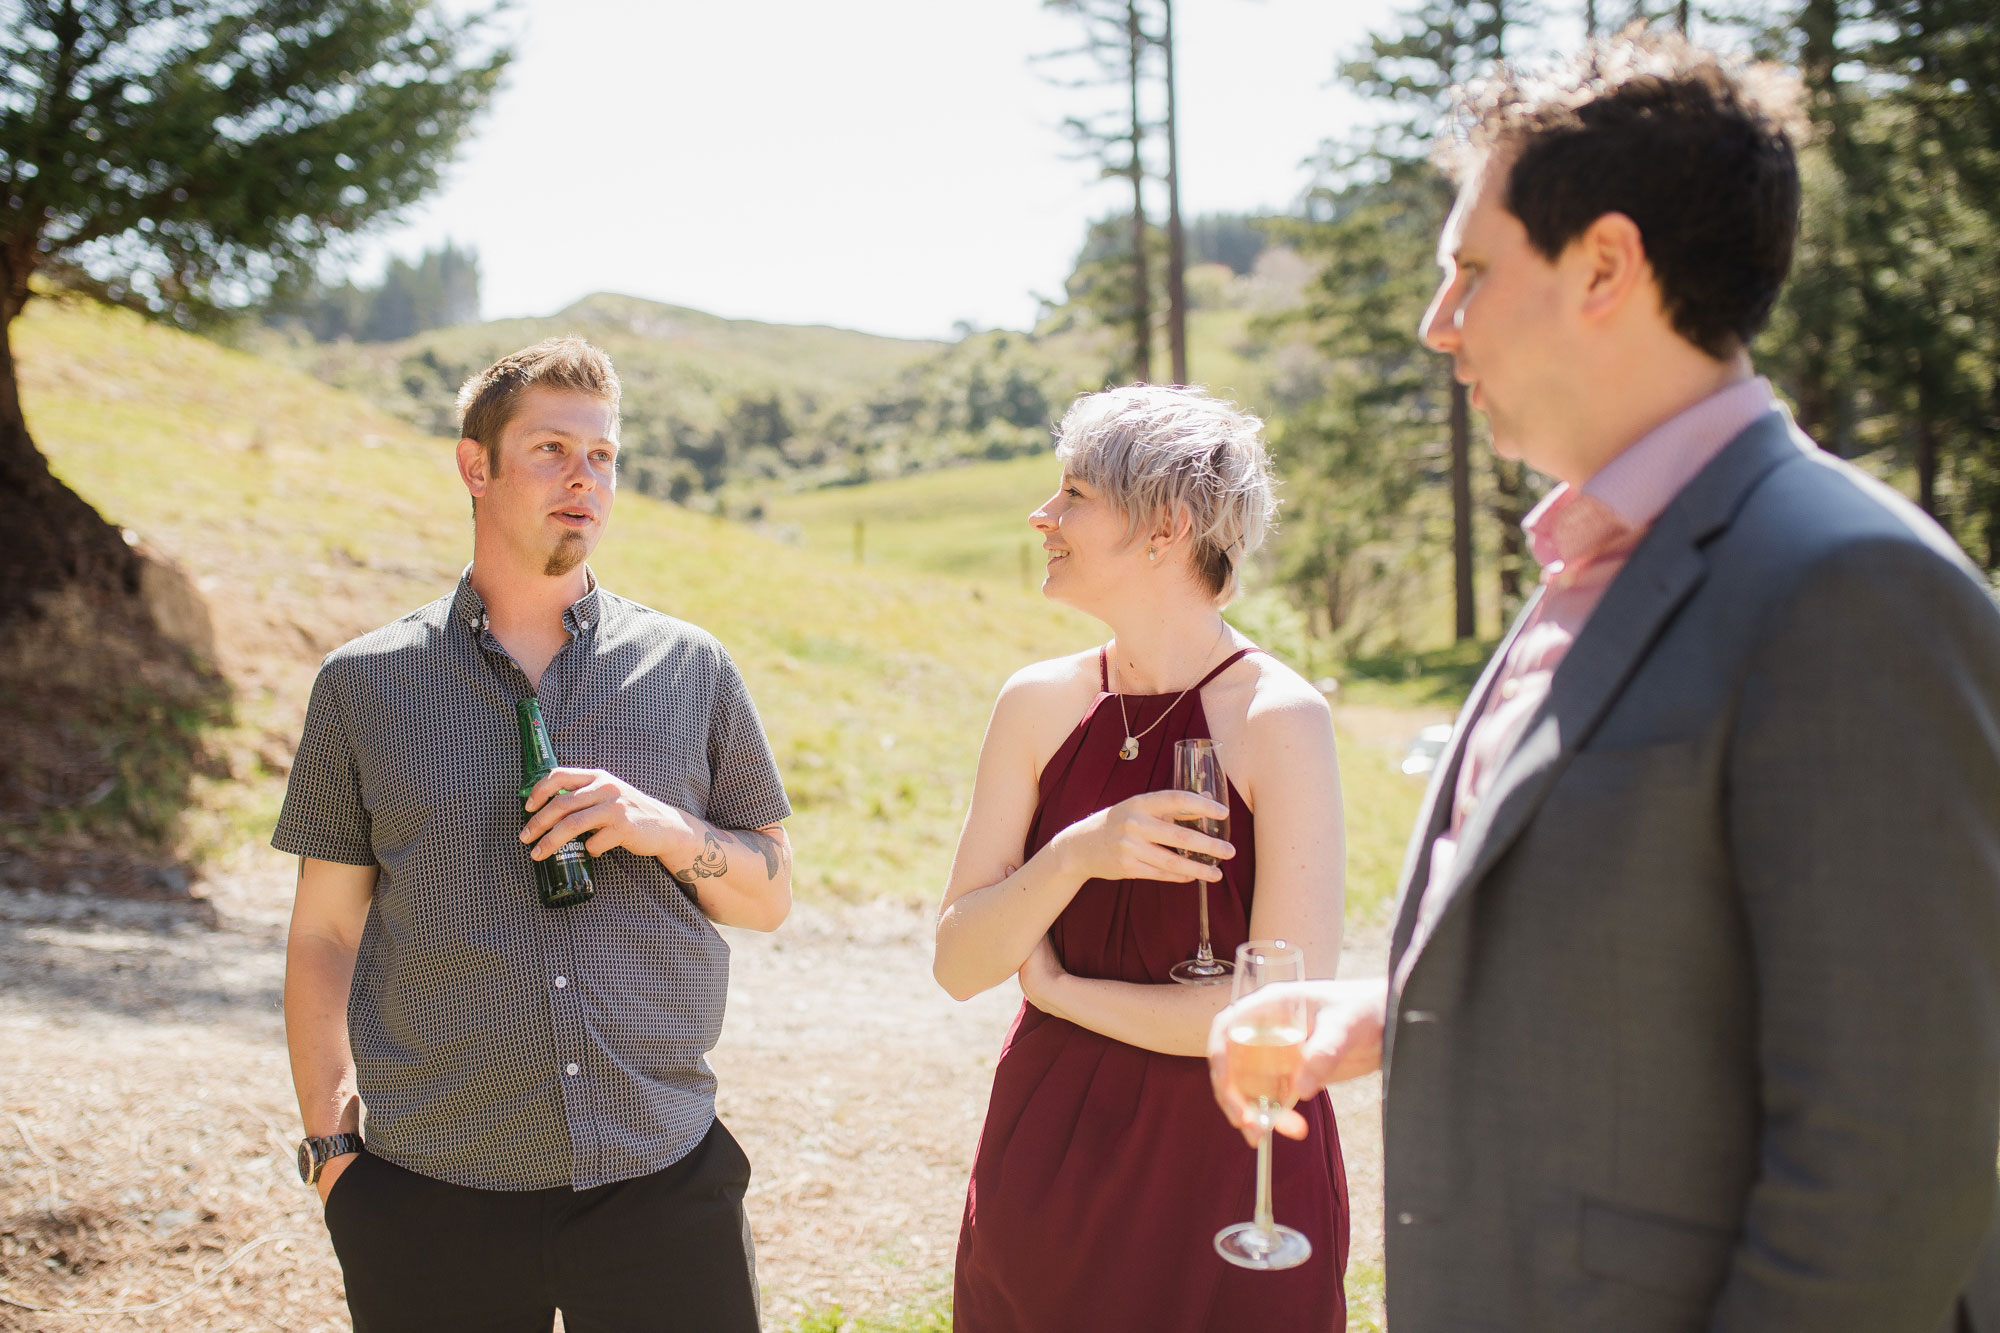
1383, 410, 2000, 1332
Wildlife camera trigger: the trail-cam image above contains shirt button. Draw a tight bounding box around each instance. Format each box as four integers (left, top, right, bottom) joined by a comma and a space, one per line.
1397, 1212, 1417, 1225
1499, 678, 1521, 700
555, 976, 568, 989
565, 1062, 579, 1077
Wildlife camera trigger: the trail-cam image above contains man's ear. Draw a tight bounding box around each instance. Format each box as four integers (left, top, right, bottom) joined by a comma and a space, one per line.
457, 436, 490, 501
1575, 211, 1649, 326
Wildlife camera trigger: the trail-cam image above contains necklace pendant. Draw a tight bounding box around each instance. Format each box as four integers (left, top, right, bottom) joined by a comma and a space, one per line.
1119, 736, 1140, 761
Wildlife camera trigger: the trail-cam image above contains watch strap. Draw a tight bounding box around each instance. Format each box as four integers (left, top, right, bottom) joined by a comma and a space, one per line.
300, 1133, 364, 1184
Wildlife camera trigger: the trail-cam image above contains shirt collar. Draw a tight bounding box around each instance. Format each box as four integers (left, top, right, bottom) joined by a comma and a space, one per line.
1522, 377, 1778, 587
1522, 485, 1635, 586
562, 570, 602, 635
450, 564, 602, 637
1584, 376, 1776, 529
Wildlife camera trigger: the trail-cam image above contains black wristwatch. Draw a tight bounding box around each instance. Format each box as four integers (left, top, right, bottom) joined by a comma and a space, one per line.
297, 1133, 365, 1185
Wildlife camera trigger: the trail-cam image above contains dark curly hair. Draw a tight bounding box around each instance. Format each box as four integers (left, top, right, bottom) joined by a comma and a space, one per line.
1447, 33, 1806, 359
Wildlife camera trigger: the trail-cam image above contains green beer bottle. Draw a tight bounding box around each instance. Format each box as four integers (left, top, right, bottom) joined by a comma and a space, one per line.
516, 697, 594, 908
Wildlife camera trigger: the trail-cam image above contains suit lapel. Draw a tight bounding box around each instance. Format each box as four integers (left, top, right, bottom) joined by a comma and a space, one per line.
1387, 589, 1544, 971
1392, 412, 1806, 995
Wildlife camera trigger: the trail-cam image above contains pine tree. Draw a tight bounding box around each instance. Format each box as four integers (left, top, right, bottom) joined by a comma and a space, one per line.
1277, 0, 1526, 643
1042, 0, 1209, 385
0, 0, 507, 624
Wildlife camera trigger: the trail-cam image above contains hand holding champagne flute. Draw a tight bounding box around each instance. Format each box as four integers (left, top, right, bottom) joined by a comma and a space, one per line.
1210, 977, 1390, 1148
1215, 940, 1313, 1270
1170, 738, 1233, 984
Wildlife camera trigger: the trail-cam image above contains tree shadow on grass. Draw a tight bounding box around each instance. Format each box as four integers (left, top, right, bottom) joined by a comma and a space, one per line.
1340, 637, 1497, 710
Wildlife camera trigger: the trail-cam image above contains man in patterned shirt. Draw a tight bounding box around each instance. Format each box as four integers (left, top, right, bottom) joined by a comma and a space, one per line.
277, 336, 792, 1332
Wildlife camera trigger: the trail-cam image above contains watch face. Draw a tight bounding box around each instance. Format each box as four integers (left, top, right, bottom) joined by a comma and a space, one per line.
297, 1140, 316, 1184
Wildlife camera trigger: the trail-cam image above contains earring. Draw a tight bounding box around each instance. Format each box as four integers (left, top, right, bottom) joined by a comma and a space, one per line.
1147, 545, 1156, 560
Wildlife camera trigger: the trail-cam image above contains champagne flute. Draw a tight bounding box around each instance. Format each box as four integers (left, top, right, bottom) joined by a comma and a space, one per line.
1215, 940, 1314, 1271
1169, 738, 1234, 984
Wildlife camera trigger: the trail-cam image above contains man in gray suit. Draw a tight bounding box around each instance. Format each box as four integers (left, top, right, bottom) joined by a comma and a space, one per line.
1211, 35, 2000, 1332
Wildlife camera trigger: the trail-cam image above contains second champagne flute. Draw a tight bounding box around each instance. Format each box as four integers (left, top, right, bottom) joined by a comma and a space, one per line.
1216, 940, 1314, 1271
1168, 738, 1233, 984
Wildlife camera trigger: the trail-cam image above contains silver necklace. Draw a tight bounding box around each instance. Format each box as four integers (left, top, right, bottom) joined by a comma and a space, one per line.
1112, 621, 1229, 761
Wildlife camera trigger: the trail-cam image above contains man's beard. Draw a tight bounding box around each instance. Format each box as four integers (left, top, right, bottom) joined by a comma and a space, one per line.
544, 532, 587, 577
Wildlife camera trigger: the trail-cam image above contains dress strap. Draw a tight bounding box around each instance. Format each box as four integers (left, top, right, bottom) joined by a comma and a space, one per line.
1193, 646, 1261, 691
1098, 646, 1110, 691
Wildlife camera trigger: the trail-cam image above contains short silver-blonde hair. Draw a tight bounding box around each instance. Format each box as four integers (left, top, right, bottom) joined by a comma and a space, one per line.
1053, 385, 1278, 604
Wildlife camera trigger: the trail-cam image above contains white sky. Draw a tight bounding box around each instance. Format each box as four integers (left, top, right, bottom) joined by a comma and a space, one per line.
354, 0, 1405, 340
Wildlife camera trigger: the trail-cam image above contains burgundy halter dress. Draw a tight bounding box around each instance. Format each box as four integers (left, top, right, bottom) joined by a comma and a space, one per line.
954, 647, 1349, 1332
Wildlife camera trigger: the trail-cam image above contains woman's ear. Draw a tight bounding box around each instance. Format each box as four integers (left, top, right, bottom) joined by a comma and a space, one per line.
1147, 502, 1196, 562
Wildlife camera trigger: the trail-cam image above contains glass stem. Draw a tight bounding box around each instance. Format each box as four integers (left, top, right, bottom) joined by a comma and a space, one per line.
1254, 1109, 1276, 1236
1194, 879, 1214, 962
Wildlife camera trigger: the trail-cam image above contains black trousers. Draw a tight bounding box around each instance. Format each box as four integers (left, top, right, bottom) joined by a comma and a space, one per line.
323, 1118, 760, 1333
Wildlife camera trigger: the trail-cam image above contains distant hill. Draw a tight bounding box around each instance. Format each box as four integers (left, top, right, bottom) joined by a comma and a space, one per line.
248, 268, 1316, 516
251, 291, 1098, 508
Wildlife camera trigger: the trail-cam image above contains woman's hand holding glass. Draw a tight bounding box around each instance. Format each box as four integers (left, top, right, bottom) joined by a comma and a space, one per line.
1055, 789, 1234, 886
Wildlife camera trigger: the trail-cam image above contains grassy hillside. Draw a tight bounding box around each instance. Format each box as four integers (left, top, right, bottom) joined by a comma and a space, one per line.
15, 296, 1425, 920
760, 453, 1059, 587
17, 298, 1095, 906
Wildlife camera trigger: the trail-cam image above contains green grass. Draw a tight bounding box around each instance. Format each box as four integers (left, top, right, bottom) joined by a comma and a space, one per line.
16, 297, 1096, 902
758, 453, 1061, 587
752, 453, 1434, 922
17, 296, 1440, 920
1338, 637, 1498, 711
1346, 1259, 1388, 1332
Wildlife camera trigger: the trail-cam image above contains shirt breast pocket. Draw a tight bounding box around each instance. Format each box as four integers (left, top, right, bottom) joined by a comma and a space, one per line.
601, 729, 707, 819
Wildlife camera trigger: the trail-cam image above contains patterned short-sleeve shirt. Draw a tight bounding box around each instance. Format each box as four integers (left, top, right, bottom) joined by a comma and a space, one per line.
273, 568, 791, 1191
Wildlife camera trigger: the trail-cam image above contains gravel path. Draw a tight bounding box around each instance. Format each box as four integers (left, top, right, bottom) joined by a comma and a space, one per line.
0, 865, 1386, 1330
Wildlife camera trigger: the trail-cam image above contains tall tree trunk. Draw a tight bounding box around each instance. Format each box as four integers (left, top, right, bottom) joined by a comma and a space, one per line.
1916, 403, 1939, 518
1676, 0, 1689, 33
1989, 375, 2000, 571
1492, 455, 1526, 611
1798, 0, 1839, 93
1584, 0, 1596, 36
1325, 568, 1348, 638
0, 303, 143, 625
1126, 0, 1152, 384
1450, 378, 1476, 640
1791, 339, 1840, 452
1162, 0, 1188, 385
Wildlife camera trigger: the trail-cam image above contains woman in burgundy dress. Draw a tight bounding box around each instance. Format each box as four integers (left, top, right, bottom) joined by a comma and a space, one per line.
934, 386, 1349, 1332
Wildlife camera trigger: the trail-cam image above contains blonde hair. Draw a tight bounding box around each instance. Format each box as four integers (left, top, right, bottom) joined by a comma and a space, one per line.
455, 336, 622, 470
1054, 385, 1278, 604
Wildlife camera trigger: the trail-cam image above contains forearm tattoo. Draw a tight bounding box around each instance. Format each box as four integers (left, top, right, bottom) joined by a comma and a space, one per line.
673, 826, 787, 892
690, 830, 729, 879
731, 827, 787, 881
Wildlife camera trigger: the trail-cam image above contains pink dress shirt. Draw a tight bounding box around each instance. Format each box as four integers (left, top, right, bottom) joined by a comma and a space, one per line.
1425, 378, 1778, 895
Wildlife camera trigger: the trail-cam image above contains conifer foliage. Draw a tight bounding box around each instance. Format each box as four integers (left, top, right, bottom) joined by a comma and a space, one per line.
0, 0, 507, 624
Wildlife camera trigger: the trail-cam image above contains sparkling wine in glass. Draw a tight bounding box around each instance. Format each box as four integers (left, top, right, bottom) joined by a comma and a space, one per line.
1216, 940, 1314, 1271
1169, 738, 1234, 985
